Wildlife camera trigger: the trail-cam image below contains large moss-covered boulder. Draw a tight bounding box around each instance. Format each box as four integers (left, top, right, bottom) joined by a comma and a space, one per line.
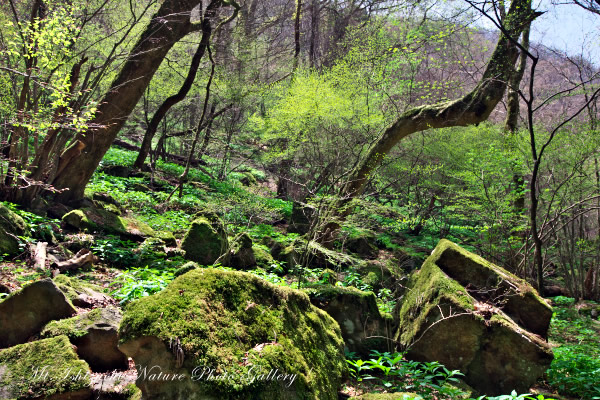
41, 307, 128, 372
0, 279, 76, 348
0, 202, 28, 256
395, 240, 553, 395
181, 215, 229, 265
0, 335, 92, 400
118, 269, 346, 400
432, 239, 553, 338
62, 207, 155, 241
305, 285, 394, 357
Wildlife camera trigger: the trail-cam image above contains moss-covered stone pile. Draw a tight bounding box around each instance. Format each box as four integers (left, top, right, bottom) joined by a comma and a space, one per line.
118, 268, 347, 400
0, 203, 28, 256
394, 239, 553, 395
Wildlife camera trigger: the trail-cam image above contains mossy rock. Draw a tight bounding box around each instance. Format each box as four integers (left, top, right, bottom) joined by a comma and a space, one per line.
288, 202, 316, 234
431, 239, 552, 338
0, 279, 76, 348
305, 240, 364, 271
344, 229, 379, 259
41, 307, 128, 372
53, 274, 113, 308
181, 216, 229, 265
118, 268, 346, 400
305, 284, 394, 357
62, 207, 155, 241
174, 261, 199, 277
0, 335, 92, 399
356, 261, 404, 291
155, 230, 177, 247
229, 233, 256, 269
0, 202, 28, 256
253, 245, 275, 269
350, 393, 423, 400
395, 240, 553, 396
240, 172, 258, 186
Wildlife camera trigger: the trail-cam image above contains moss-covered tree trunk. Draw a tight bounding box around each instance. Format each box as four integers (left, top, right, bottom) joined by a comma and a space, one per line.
49, 0, 227, 204
332, 0, 538, 219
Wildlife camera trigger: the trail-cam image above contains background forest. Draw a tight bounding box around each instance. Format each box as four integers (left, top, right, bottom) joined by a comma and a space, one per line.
0, 0, 599, 399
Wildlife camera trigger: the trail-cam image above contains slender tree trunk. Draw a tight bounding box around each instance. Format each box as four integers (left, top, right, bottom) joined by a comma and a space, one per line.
133, 17, 214, 169
50, 0, 228, 204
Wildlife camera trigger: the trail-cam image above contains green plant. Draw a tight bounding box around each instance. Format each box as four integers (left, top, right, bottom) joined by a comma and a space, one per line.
91, 235, 139, 266
111, 267, 175, 304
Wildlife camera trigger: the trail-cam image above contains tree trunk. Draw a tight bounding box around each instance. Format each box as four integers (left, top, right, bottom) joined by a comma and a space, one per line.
338, 0, 537, 208
50, 0, 225, 204
133, 15, 214, 169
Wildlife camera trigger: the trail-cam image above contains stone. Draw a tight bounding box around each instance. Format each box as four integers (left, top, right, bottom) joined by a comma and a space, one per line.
118, 268, 346, 400
394, 240, 553, 396
288, 201, 316, 234
174, 261, 199, 277
155, 230, 177, 247
229, 233, 256, 269
0, 202, 28, 256
53, 274, 115, 309
62, 207, 156, 241
432, 239, 552, 338
0, 335, 92, 400
344, 229, 379, 259
0, 278, 76, 348
181, 215, 228, 265
41, 307, 128, 372
306, 284, 394, 357
253, 245, 275, 269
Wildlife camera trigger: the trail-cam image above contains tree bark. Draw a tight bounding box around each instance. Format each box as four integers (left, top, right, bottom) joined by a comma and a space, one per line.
50, 0, 224, 204
133, 14, 214, 169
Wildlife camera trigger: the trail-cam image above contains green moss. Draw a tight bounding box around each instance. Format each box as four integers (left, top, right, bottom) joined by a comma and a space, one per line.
181, 217, 228, 265
62, 207, 156, 240
174, 261, 199, 277
0, 336, 91, 399
395, 255, 475, 346
53, 274, 106, 303
0, 203, 28, 256
155, 230, 177, 246
123, 383, 142, 400
119, 268, 346, 399
253, 245, 275, 269
40, 308, 107, 340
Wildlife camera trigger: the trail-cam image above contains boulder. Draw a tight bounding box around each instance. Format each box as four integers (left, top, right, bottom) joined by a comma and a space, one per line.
344, 229, 379, 259
253, 245, 276, 269
62, 207, 156, 241
53, 274, 115, 309
0, 202, 28, 256
288, 202, 316, 234
306, 285, 394, 357
394, 240, 553, 396
41, 307, 128, 372
0, 335, 92, 400
229, 233, 256, 269
431, 239, 553, 338
181, 215, 228, 265
118, 268, 346, 400
0, 278, 76, 348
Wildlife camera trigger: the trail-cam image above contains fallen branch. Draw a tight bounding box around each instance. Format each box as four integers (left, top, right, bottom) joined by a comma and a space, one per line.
51, 249, 98, 274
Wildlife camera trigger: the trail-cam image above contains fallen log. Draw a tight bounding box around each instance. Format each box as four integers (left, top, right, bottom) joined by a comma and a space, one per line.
51, 249, 98, 274
31, 242, 48, 270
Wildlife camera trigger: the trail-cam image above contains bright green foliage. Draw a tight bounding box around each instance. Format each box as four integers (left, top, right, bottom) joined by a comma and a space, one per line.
111, 266, 176, 304
547, 297, 600, 399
